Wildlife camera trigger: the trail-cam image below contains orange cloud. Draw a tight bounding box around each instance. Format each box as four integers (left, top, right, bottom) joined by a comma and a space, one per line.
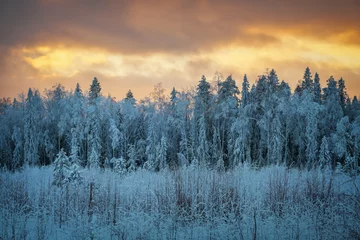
0, 0, 359, 100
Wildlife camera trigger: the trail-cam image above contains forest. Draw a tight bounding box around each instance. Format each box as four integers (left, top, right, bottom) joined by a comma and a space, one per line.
0, 67, 360, 239
0, 67, 359, 173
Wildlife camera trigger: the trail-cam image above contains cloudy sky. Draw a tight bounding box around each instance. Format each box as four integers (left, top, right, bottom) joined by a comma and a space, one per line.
1, 0, 359, 100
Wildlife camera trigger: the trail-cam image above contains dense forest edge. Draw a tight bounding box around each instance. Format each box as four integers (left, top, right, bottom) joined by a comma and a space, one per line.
0, 67, 359, 174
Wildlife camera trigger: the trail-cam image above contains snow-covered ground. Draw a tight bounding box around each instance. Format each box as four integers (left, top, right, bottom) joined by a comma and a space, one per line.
1, 165, 359, 240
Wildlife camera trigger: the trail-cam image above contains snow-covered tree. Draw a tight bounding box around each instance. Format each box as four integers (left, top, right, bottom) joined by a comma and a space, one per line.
313, 72, 321, 103
11, 126, 23, 170
197, 116, 209, 167
241, 74, 250, 107
53, 149, 71, 187
127, 144, 136, 172
89, 77, 101, 103
319, 136, 331, 169
125, 89, 136, 105
332, 116, 351, 162
146, 117, 158, 171
338, 77, 348, 111
157, 136, 168, 170
24, 88, 43, 166
109, 119, 121, 158
111, 156, 127, 175
301, 67, 313, 92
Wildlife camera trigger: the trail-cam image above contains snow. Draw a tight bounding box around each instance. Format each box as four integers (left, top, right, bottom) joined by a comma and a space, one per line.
0, 165, 359, 239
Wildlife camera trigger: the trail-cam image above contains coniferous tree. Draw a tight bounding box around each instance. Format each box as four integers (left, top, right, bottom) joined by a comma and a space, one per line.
241, 74, 250, 107
125, 89, 136, 105
11, 126, 23, 170
157, 136, 168, 170
301, 67, 313, 92
319, 136, 331, 169
338, 77, 348, 111
53, 149, 71, 187
89, 77, 101, 103
197, 116, 209, 167
313, 72, 321, 103
24, 89, 43, 166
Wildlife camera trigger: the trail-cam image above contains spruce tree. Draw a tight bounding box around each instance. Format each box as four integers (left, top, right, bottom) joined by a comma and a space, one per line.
241, 74, 250, 107
313, 72, 321, 103
301, 67, 313, 92
89, 77, 101, 103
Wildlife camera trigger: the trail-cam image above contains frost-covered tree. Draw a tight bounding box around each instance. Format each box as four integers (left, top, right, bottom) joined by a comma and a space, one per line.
269, 117, 283, 165
11, 126, 23, 170
157, 136, 168, 170
150, 82, 166, 112
216, 75, 240, 167
319, 136, 331, 169
241, 74, 250, 107
194, 75, 212, 146
89, 77, 101, 103
338, 77, 348, 111
24, 88, 43, 166
216, 155, 225, 172
197, 116, 209, 167
111, 156, 127, 175
351, 115, 360, 169
332, 116, 352, 165
53, 149, 71, 187
301, 67, 313, 92
146, 117, 158, 171
268, 69, 279, 90
232, 107, 252, 166
322, 76, 343, 136
86, 110, 101, 168
127, 144, 136, 172
125, 89, 136, 105
109, 119, 121, 158
69, 83, 86, 166
313, 72, 321, 103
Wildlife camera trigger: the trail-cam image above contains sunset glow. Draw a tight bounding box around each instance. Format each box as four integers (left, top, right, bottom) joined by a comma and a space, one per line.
1, 0, 359, 99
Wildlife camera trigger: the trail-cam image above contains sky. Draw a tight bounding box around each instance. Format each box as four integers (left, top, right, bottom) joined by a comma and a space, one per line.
1, 0, 360, 100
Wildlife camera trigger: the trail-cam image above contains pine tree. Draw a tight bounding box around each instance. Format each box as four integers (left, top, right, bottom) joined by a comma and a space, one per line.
338, 77, 348, 111
194, 75, 212, 151
125, 89, 136, 105
70, 130, 80, 165
319, 136, 331, 169
111, 157, 127, 175
197, 116, 209, 167
109, 119, 121, 158
53, 149, 71, 187
89, 77, 101, 103
146, 118, 157, 171
344, 155, 356, 175
88, 147, 100, 169
269, 117, 283, 165
351, 115, 360, 170
268, 69, 279, 89
301, 67, 313, 92
75, 82, 82, 96
241, 74, 250, 107
11, 126, 23, 169
216, 155, 225, 173
322, 76, 343, 135
24, 88, 43, 166
70, 83, 86, 166
157, 136, 168, 170
218, 75, 239, 103
313, 72, 321, 103
127, 144, 136, 172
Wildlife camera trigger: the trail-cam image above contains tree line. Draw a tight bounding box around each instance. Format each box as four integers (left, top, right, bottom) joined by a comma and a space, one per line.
0, 67, 359, 174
